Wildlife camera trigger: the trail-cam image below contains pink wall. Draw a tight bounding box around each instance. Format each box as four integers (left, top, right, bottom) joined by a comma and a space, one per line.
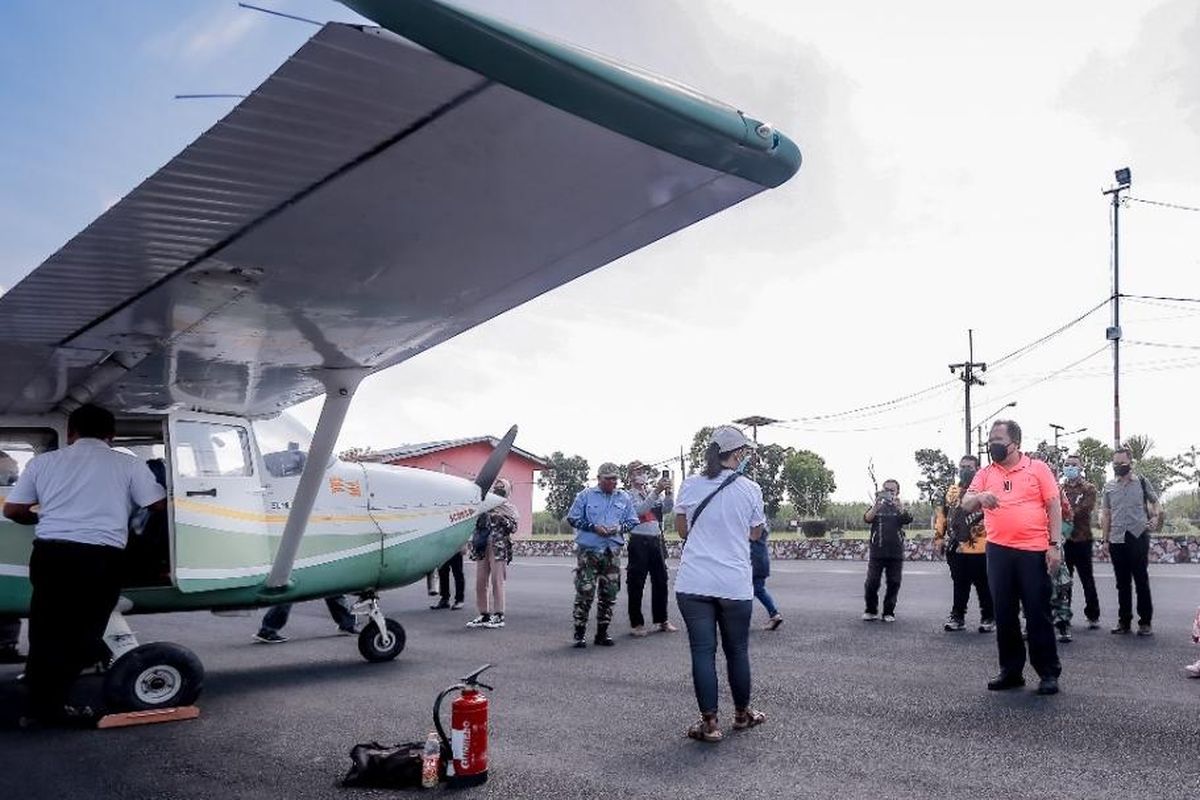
387, 442, 540, 537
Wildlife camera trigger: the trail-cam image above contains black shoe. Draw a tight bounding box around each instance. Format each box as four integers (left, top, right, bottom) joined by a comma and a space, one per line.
987, 672, 1026, 691
1056, 625, 1073, 643
429, 600, 450, 610
593, 625, 615, 647
1110, 624, 1131, 635
943, 616, 965, 632
0, 645, 25, 664
1036, 676, 1059, 695
19, 704, 99, 730
573, 625, 587, 649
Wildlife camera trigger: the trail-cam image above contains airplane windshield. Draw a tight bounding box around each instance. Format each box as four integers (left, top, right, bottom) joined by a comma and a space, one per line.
253, 413, 316, 479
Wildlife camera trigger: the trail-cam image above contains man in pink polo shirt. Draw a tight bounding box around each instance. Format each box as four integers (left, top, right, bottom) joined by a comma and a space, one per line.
962, 419, 1063, 695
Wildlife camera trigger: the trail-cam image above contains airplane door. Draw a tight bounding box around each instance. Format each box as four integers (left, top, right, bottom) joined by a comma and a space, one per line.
169, 412, 271, 593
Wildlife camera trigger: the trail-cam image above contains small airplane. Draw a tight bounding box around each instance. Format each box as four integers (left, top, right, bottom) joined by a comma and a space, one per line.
0, 0, 800, 713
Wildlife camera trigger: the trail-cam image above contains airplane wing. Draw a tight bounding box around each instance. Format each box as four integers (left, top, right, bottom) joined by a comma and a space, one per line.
0, 0, 801, 418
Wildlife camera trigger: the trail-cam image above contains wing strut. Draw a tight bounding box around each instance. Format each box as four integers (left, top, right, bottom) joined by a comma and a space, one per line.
262, 367, 370, 592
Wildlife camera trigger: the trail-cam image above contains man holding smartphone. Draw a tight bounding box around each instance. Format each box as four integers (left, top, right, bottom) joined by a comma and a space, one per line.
624, 461, 676, 637
862, 479, 913, 622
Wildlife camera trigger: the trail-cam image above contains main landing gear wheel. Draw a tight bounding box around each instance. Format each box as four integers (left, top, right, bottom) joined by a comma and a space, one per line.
358, 619, 406, 662
103, 642, 205, 711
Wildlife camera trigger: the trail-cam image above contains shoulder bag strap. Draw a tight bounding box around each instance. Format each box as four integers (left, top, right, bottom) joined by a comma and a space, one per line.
689, 472, 742, 530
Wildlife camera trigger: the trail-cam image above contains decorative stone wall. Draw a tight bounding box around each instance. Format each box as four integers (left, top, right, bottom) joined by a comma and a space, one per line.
512, 536, 1200, 564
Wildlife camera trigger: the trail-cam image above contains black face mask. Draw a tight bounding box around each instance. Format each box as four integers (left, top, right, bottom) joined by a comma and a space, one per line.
988, 442, 1010, 462
1113, 464, 1131, 477
958, 468, 976, 486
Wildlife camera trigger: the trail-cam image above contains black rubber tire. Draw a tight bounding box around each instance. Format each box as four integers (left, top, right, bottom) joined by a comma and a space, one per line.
357, 619, 406, 662
103, 642, 205, 711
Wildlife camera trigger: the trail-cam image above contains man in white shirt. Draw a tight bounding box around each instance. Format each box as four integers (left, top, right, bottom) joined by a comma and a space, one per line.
3, 404, 166, 727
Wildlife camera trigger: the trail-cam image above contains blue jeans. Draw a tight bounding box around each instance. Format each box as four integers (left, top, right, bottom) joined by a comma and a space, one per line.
676, 592, 752, 714
752, 576, 779, 618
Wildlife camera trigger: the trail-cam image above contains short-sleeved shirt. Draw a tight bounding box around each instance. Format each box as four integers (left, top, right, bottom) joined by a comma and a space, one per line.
967, 455, 1058, 551
673, 470, 766, 601
6, 438, 166, 549
1102, 475, 1156, 541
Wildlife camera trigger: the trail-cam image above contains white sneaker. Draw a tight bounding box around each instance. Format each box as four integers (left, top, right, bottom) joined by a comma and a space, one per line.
1185, 659, 1200, 677
861, 612, 879, 621
882, 614, 896, 623
466, 614, 491, 628
484, 613, 505, 629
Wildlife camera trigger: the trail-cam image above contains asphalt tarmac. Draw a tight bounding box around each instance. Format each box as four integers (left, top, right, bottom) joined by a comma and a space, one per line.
2, 558, 1199, 800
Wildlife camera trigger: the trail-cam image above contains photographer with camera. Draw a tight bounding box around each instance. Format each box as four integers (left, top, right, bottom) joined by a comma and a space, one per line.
862, 479, 913, 622
625, 461, 677, 637
934, 455, 994, 633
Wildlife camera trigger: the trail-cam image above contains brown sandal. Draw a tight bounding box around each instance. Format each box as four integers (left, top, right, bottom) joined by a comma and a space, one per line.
733, 708, 766, 730
686, 715, 722, 743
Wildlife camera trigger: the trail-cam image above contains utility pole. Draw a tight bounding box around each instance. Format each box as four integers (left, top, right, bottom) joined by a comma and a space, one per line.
949, 330, 987, 458
1050, 423, 1064, 456
1103, 167, 1131, 449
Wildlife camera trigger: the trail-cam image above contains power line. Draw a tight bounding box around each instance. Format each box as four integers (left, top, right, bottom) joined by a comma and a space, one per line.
1124, 196, 1200, 214
776, 298, 1108, 427
1126, 339, 1200, 351
987, 298, 1110, 371
1122, 293, 1200, 304
773, 345, 1109, 436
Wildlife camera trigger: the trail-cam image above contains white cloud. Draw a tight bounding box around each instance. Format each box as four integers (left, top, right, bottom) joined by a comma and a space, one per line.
144, 7, 261, 64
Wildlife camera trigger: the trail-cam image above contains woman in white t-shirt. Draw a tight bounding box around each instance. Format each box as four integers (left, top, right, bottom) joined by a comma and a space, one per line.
674, 426, 768, 743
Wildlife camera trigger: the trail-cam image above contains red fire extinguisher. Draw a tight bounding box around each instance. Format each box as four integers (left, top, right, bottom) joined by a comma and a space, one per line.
434, 664, 493, 788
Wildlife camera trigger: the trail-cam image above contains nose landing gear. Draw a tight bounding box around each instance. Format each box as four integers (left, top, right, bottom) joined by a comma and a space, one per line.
351, 592, 406, 662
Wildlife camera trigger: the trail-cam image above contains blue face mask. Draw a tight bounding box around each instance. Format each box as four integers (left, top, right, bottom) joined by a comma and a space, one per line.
736, 450, 754, 474
1063, 466, 1081, 480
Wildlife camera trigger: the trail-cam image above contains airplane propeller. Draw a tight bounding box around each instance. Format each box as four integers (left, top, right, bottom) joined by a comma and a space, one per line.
474, 425, 518, 501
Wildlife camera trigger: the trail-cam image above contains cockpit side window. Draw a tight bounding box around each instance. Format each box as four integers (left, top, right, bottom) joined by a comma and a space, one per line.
0, 428, 59, 486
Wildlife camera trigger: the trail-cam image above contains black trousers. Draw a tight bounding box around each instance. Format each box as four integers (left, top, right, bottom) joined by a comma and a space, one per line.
27, 540, 124, 714
438, 552, 465, 604
947, 551, 993, 621
1109, 532, 1153, 626
627, 535, 669, 627
986, 542, 1060, 679
1063, 539, 1100, 622
0, 614, 20, 647
864, 557, 903, 615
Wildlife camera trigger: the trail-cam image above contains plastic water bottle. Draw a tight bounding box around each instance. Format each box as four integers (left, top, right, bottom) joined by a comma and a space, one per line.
421, 731, 440, 789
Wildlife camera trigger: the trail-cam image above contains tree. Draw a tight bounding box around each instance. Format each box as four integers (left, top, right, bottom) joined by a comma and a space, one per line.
753, 443, 793, 521
537, 451, 590, 520
1138, 456, 1179, 495
1032, 440, 1064, 474
339, 446, 374, 462
1169, 445, 1200, 498
913, 448, 955, 506
1122, 434, 1155, 461
687, 426, 715, 474
1074, 437, 1113, 490
782, 449, 837, 517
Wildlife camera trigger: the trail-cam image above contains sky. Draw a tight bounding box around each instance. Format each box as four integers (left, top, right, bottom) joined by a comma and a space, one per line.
3, 0, 1199, 507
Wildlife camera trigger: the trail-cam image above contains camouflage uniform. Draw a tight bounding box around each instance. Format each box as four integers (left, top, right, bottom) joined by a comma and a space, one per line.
573, 548, 621, 626
1050, 561, 1074, 629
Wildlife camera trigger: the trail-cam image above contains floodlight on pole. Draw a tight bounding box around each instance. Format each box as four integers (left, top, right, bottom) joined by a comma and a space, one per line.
1102, 166, 1131, 448
732, 415, 780, 444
